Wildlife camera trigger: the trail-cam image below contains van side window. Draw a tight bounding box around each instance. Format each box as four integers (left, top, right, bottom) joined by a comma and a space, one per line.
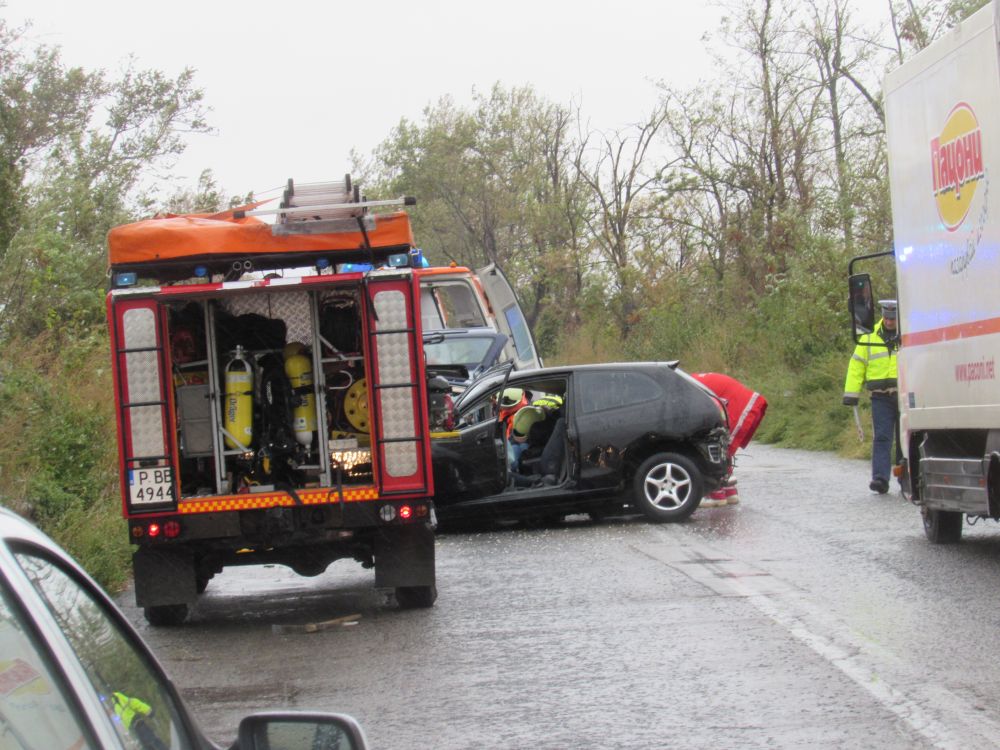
578, 371, 662, 414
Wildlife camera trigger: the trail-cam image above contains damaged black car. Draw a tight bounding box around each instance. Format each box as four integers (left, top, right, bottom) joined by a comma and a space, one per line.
429, 362, 732, 524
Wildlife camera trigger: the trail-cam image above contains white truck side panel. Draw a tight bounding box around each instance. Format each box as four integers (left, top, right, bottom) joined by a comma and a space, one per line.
885, 3, 1000, 433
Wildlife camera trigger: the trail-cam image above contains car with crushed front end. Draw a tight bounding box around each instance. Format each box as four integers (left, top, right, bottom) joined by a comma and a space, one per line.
429, 362, 732, 525
0, 506, 368, 750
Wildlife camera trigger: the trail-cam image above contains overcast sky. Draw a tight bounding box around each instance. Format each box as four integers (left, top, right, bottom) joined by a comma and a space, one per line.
3, 0, 725, 203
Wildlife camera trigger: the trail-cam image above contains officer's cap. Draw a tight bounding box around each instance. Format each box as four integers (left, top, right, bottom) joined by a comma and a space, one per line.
878, 299, 897, 319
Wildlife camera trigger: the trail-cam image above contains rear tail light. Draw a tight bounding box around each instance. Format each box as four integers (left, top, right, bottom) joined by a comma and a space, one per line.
378, 503, 430, 523
130, 519, 182, 539
443, 394, 455, 431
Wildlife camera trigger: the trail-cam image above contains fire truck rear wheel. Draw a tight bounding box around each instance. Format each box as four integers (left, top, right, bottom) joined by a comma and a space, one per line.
395, 585, 437, 609
144, 604, 189, 626
922, 506, 963, 544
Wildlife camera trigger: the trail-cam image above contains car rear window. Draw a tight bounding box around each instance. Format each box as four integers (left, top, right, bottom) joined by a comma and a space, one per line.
578, 371, 663, 414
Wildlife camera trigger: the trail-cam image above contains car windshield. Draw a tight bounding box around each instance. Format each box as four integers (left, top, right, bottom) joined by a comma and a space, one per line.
453, 366, 513, 412
424, 336, 499, 370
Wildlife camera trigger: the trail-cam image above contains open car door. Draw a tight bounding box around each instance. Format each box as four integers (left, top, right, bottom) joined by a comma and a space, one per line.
477, 263, 543, 370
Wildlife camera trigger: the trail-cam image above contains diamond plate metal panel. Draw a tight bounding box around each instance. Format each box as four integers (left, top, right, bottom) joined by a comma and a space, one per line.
223, 290, 312, 344
373, 290, 417, 477
122, 308, 165, 458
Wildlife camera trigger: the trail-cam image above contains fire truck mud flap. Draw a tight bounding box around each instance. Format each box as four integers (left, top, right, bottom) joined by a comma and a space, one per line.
133, 547, 197, 607
373, 524, 435, 590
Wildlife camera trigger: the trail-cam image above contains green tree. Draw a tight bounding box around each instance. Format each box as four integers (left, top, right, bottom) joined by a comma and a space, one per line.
0, 17, 211, 589
373, 84, 586, 353
0, 34, 210, 340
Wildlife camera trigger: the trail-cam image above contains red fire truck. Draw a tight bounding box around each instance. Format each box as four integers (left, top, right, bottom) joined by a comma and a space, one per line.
106, 178, 436, 625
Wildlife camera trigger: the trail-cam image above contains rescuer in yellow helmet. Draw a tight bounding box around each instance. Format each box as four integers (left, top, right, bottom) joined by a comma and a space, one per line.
508, 405, 544, 473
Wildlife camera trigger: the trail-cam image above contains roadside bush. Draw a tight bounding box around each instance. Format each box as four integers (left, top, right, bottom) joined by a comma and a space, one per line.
0, 331, 130, 591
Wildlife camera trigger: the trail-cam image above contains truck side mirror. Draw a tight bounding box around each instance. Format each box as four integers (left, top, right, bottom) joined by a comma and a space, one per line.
849, 273, 875, 337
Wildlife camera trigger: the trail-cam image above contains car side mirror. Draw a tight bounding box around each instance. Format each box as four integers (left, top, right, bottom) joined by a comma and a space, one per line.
235, 712, 368, 750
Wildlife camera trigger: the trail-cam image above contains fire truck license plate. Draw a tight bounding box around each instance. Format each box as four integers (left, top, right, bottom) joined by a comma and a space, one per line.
129, 468, 174, 505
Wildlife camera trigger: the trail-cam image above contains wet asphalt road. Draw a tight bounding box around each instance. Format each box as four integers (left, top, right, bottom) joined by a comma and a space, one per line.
120, 443, 1000, 749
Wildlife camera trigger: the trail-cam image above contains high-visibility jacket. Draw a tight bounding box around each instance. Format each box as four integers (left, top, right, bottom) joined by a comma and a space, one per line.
112, 692, 152, 730
843, 320, 898, 404
531, 394, 564, 411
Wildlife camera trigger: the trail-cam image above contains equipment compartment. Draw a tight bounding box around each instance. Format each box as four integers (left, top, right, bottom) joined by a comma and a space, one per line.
165, 284, 373, 498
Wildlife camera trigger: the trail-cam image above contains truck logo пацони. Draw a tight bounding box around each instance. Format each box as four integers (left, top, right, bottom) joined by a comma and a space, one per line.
931, 102, 984, 231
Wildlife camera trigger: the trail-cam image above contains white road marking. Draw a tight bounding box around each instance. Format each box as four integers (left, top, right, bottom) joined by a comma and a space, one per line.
636, 537, 1000, 750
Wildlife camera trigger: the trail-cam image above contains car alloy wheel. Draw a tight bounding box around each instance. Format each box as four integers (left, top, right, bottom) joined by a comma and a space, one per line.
633, 452, 704, 523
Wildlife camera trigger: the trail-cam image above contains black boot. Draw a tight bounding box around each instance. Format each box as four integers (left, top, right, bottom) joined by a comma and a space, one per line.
869, 478, 889, 494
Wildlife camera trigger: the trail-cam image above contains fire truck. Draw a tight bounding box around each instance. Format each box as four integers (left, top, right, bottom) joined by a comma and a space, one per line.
106, 177, 437, 624
849, 3, 1000, 543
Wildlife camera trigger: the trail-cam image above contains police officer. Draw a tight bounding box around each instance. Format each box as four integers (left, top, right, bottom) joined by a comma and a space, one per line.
843, 299, 900, 494
112, 691, 167, 750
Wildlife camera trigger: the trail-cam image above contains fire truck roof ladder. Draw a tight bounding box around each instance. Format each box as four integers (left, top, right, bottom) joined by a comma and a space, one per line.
238, 174, 416, 236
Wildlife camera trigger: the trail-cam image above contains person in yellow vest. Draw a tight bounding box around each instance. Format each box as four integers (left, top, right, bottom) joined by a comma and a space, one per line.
112, 691, 167, 750
531, 394, 564, 413
508, 406, 545, 473
843, 299, 900, 494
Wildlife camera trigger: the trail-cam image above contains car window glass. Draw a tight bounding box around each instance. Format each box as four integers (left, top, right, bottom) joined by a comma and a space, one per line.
425, 336, 495, 369
459, 392, 500, 427
0, 584, 94, 750
14, 551, 192, 750
419, 287, 445, 330
578, 371, 663, 414
502, 304, 535, 363
424, 283, 486, 329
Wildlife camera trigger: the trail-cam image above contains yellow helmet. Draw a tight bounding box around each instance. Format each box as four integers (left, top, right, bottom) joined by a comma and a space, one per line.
501, 388, 524, 408
511, 406, 545, 438
532, 394, 563, 411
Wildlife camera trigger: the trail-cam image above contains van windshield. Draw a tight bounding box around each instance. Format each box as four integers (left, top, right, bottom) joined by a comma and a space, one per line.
420, 283, 487, 330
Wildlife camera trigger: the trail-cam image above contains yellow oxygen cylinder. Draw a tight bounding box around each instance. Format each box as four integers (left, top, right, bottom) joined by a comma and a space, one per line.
284, 342, 316, 447
224, 346, 253, 450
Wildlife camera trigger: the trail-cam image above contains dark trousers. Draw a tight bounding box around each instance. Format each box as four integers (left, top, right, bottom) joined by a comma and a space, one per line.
870, 393, 901, 482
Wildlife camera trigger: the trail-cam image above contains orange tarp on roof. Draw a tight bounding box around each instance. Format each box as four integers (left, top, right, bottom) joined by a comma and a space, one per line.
107, 210, 415, 267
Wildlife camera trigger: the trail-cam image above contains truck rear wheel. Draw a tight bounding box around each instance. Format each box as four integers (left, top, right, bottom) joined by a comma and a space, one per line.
395, 585, 437, 609
922, 507, 963, 544
144, 604, 189, 626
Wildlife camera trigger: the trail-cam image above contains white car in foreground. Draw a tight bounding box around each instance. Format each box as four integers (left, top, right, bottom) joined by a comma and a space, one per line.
0, 507, 368, 750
